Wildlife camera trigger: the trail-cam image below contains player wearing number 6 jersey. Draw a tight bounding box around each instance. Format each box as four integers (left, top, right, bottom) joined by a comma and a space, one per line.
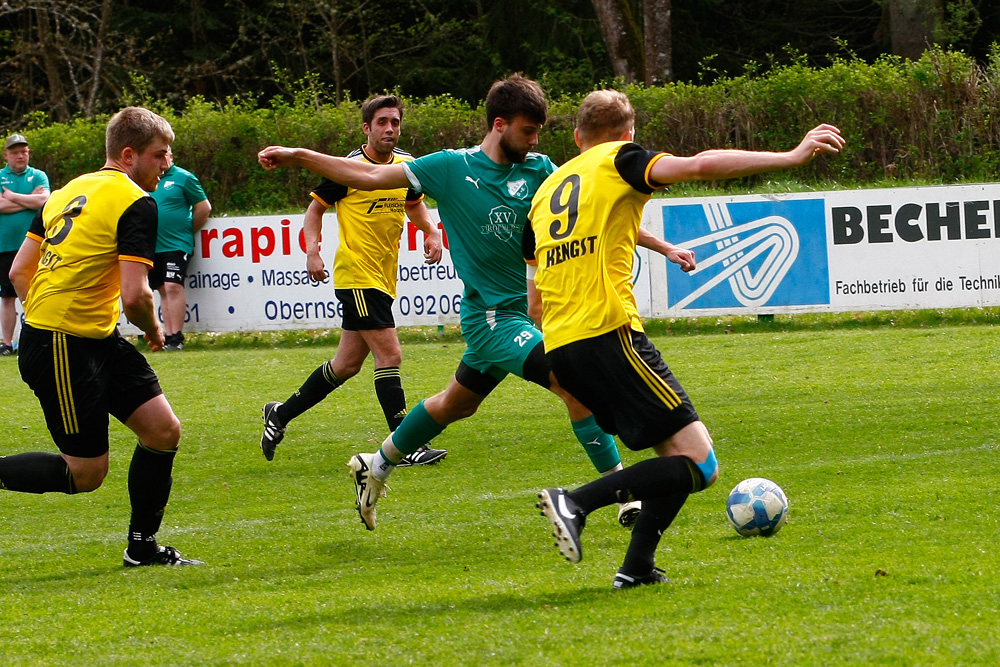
0, 107, 202, 567
526, 89, 843, 588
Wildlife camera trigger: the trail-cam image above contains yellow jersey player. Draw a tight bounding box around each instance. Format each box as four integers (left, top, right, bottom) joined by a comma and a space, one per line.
2, 107, 203, 567
259, 95, 447, 467
526, 90, 843, 588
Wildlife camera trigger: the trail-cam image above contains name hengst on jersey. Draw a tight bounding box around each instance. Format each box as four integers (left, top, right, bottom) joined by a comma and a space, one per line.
365, 197, 406, 215
545, 235, 598, 267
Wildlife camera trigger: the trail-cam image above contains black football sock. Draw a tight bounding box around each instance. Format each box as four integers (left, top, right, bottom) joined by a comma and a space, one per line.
277, 361, 344, 423
373, 366, 407, 431
620, 492, 689, 575
127, 442, 176, 560
568, 455, 705, 514
0, 452, 77, 494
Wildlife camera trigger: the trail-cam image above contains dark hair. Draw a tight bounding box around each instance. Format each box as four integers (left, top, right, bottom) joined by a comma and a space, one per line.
485, 74, 547, 127
362, 95, 404, 126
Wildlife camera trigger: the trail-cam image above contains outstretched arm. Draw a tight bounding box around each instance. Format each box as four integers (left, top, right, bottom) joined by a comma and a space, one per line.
258, 146, 410, 191
637, 227, 695, 272
649, 124, 844, 186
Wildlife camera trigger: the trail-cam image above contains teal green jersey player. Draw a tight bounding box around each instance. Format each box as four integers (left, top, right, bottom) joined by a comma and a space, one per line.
402, 146, 560, 383
151, 162, 209, 254
259, 75, 636, 532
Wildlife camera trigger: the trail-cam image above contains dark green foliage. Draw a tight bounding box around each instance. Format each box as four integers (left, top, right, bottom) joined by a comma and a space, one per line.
22, 50, 1000, 212
5, 0, 1000, 130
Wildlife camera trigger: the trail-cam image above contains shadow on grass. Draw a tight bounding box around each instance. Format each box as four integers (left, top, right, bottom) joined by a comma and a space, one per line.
234, 583, 621, 634
2, 564, 121, 585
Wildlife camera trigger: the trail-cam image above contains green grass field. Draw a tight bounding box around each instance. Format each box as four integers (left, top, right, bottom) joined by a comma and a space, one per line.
1, 321, 998, 666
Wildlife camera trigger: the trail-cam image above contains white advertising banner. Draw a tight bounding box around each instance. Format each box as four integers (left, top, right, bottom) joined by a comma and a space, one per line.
121, 211, 653, 333
145, 211, 464, 332
18, 183, 997, 340
644, 184, 1000, 317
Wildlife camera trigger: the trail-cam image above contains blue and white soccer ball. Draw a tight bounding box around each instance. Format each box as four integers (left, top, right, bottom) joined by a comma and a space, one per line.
726, 478, 789, 536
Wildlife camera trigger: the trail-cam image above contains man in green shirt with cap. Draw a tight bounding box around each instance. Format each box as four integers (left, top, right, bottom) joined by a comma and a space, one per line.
0, 134, 50, 356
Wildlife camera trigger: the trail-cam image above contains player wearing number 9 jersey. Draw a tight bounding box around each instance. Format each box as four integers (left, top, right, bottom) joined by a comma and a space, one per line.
0, 107, 203, 567
526, 89, 843, 588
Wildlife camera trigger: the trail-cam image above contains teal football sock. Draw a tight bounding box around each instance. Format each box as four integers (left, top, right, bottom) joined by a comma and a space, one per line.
390, 400, 445, 456
572, 415, 621, 474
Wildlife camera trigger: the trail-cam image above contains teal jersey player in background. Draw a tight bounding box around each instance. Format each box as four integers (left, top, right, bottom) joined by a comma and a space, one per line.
259, 74, 641, 533
148, 154, 212, 350
0, 133, 50, 355
151, 160, 209, 255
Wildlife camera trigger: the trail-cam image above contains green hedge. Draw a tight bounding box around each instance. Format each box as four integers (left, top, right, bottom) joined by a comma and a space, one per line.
18, 48, 1000, 214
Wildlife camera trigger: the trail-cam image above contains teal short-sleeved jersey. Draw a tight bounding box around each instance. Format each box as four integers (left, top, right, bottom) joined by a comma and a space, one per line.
151, 164, 208, 254
402, 147, 556, 315
0, 164, 50, 252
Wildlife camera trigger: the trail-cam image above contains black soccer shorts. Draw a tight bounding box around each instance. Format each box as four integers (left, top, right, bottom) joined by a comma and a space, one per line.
17, 324, 163, 458
336, 287, 396, 331
147, 250, 190, 289
547, 325, 700, 451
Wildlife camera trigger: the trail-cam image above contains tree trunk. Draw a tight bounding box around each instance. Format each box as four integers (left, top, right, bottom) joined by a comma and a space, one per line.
318, 1, 344, 103
84, 0, 112, 117
886, 0, 942, 59
643, 0, 672, 85
34, 8, 70, 122
590, 0, 643, 83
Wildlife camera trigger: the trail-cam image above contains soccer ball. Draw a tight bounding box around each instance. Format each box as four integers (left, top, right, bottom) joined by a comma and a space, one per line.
726, 478, 789, 536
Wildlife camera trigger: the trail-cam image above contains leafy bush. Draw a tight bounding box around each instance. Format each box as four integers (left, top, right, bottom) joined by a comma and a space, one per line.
17, 49, 1000, 214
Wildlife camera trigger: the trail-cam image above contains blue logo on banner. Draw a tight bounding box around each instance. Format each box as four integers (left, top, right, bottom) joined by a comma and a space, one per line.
662, 199, 829, 310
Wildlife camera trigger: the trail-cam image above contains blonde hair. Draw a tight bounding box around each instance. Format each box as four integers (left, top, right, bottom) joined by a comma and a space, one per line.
106, 107, 174, 159
576, 90, 635, 145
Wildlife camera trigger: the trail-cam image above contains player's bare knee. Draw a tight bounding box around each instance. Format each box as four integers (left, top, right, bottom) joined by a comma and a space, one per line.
433, 379, 486, 423
69, 465, 108, 493
338, 363, 363, 379
72, 474, 104, 493
144, 416, 181, 451
164, 417, 182, 449
442, 398, 479, 421
372, 350, 402, 368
